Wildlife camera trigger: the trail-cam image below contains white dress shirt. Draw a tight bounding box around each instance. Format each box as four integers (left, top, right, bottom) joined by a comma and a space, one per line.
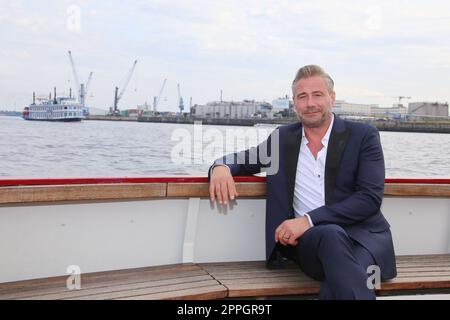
293, 115, 335, 226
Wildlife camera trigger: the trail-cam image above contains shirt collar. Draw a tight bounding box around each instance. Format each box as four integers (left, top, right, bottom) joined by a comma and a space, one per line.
302, 113, 335, 146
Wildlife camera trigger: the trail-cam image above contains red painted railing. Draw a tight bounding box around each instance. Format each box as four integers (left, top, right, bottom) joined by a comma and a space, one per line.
0, 176, 449, 187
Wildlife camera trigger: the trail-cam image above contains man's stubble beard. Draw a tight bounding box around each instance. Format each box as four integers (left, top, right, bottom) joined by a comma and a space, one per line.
297, 110, 330, 128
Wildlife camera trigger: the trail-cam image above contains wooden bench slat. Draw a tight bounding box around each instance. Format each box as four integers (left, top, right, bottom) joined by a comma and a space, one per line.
396, 256, 450, 263
116, 284, 228, 300
9, 274, 213, 300
207, 269, 304, 278
397, 254, 450, 258
397, 261, 450, 266
396, 262, 450, 268
199, 261, 268, 268
220, 276, 318, 286
226, 281, 320, 297
66, 279, 221, 300
380, 278, 450, 291
201, 264, 450, 280
395, 273, 450, 279
397, 268, 450, 275
396, 254, 450, 261
0, 266, 205, 298
397, 264, 450, 270
0, 269, 207, 298
202, 265, 299, 273
0, 263, 200, 293
396, 266, 450, 273
214, 272, 311, 281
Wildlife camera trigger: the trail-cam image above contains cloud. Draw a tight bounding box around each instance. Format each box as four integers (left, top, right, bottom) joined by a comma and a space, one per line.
1, 0, 450, 110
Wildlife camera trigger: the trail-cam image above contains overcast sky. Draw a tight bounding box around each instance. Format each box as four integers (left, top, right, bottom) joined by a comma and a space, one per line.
1, 0, 450, 112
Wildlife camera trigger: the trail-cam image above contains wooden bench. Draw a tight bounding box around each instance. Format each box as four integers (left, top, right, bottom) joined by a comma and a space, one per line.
201, 254, 450, 298
1, 178, 449, 299
1, 254, 449, 300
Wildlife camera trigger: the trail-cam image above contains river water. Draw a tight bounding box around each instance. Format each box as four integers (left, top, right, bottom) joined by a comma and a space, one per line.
1, 116, 449, 178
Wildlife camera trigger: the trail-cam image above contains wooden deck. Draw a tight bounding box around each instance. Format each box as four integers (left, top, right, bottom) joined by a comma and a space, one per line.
1, 255, 449, 300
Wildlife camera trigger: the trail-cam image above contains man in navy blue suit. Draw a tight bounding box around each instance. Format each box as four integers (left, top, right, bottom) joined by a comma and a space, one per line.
209, 65, 397, 299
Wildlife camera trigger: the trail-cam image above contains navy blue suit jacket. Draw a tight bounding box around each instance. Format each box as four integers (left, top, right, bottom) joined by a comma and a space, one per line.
212, 115, 397, 280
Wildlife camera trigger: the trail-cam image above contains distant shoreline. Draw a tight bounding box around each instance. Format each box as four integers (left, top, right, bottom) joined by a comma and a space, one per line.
85, 115, 450, 134
0, 111, 22, 117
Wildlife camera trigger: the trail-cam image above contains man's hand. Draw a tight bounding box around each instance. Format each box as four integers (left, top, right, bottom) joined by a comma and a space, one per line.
275, 216, 312, 246
209, 165, 239, 205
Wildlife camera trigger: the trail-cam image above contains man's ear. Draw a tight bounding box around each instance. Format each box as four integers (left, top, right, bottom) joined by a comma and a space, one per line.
330, 91, 336, 105
292, 102, 298, 115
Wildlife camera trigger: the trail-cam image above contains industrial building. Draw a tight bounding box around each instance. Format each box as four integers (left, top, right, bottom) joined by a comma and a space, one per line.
408, 102, 449, 117
333, 100, 377, 115
191, 100, 272, 119
371, 105, 407, 115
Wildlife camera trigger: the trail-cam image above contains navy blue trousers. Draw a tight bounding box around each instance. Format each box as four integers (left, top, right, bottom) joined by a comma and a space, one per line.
283, 224, 377, 300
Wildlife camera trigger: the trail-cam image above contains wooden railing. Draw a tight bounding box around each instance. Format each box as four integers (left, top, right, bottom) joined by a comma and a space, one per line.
0, 177, 449, 205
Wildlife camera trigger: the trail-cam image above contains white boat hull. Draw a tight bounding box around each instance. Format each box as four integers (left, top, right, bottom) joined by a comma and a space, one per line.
1, 195, 449, 283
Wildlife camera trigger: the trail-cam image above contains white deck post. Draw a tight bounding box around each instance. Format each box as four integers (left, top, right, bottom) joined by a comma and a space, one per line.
182, 197, 200, 263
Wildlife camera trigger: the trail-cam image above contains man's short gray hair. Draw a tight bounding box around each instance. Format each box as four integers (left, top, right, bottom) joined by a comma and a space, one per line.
291, 65, 334, 96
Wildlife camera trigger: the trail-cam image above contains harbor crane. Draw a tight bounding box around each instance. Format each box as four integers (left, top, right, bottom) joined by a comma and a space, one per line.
177, 83, 184, 114
112, 59, 138, 115
153, 78, 167, 112
68, 50, 93, 107
85, 71, 93, 96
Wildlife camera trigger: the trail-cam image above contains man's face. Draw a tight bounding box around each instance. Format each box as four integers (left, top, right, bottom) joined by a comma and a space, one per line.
293, 76, 335, 128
